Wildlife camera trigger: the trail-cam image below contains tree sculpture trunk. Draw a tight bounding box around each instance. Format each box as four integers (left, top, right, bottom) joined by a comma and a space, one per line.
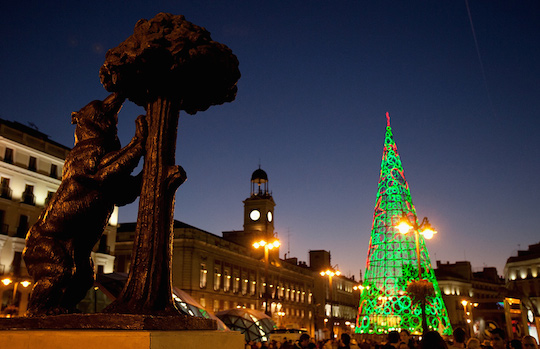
99, 13, 240, 316
107, 97, 185, 315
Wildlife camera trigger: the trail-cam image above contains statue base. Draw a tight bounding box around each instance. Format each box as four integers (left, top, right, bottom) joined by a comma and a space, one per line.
0, 329, 244, 349
0, 314, 244, 349
0, 313, 216, 330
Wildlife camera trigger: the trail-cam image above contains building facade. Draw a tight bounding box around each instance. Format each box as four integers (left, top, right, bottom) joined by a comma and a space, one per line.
115, 167, 361, 339
504, 242, 540, 340
435, 261, 508, 342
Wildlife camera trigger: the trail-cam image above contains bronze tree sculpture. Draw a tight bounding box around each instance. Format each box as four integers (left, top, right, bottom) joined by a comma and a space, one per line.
99, 13, 240, 315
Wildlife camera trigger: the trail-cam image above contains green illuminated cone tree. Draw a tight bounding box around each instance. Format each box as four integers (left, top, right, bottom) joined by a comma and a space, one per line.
355, 113, 451, 335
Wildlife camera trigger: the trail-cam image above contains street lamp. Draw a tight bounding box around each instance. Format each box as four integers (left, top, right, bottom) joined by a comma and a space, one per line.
320, 268, 340, 339
461, 299, 477, 336
1, 277, 32, 316
253, 238, 280, 316
397, 213, 437, 334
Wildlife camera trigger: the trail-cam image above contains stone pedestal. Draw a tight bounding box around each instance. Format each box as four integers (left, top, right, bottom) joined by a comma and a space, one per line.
0, 314, 244, 349
0, 329, 244, 349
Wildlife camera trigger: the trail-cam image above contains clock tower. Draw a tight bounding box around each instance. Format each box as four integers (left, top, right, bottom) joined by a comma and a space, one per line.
222, 167, 277, 249
243, 167, 275, 239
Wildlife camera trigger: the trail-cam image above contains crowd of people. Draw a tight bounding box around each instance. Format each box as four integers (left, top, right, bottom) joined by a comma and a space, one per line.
246, 329, 539, 349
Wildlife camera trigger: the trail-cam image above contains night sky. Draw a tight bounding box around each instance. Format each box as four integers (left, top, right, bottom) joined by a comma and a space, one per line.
2, 1, 539, 279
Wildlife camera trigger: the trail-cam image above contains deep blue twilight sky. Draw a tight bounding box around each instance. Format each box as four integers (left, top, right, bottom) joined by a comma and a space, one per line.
1, 1, 539, 279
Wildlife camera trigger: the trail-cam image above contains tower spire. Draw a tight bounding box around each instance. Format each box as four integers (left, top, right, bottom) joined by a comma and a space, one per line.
355, 114, 451, 336
386, 111, 391, 128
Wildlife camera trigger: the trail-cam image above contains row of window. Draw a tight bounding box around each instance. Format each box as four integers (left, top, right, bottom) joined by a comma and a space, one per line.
0, 177, 54, 206
203, 298, 313, 318
3, 147, 59, 179
336, 280, 355, 293
199, 263, 313, 304
324, 304, 358, 320
507, 267, 539, 281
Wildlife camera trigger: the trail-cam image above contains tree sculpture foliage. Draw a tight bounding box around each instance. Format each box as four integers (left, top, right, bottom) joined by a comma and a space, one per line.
99, 13, 240, 315
100, 13, 240, 112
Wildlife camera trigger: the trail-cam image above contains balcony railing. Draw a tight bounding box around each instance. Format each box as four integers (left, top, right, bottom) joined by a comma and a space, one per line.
16, 224, 29, 238
22, 193, 35, 205
45, 192, 55, 206
0, 187, 12, 200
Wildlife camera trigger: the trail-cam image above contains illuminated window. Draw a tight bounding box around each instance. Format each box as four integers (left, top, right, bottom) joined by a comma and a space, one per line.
224, 269, 230, 292
241, 272, 248, 295
233, 272, 240, 293
214, 267, 221, 291
250, 277, 256, 296
199, 263, 207, 288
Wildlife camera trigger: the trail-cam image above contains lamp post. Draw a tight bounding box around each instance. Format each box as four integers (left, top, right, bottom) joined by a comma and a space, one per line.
352, 284, 365, 321
461, 299, 477, 336
1, 277, 31, 316
253, 238, 280, 316
397, 213, 437, 334
320, 269, 341, 339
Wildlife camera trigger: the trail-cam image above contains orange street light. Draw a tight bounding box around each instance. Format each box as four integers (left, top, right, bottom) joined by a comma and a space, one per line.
253, 238, 280, 316
1, 276, 32, 314
320, 268, 340, 339
397, 212, 438, 335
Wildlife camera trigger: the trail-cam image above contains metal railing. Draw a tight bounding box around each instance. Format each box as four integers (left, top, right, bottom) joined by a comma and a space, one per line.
0, 186, 12, 200
22, 192, 35, 205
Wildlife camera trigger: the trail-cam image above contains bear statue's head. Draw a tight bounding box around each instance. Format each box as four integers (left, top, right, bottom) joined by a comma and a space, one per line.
71, 93, 125, 144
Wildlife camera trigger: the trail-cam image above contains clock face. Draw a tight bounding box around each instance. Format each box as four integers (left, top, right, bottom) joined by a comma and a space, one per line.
250, 209, 261, 221
267, 211, 273, 222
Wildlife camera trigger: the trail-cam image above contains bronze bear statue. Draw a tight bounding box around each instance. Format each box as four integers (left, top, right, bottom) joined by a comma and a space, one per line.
23, 93, 147, 316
